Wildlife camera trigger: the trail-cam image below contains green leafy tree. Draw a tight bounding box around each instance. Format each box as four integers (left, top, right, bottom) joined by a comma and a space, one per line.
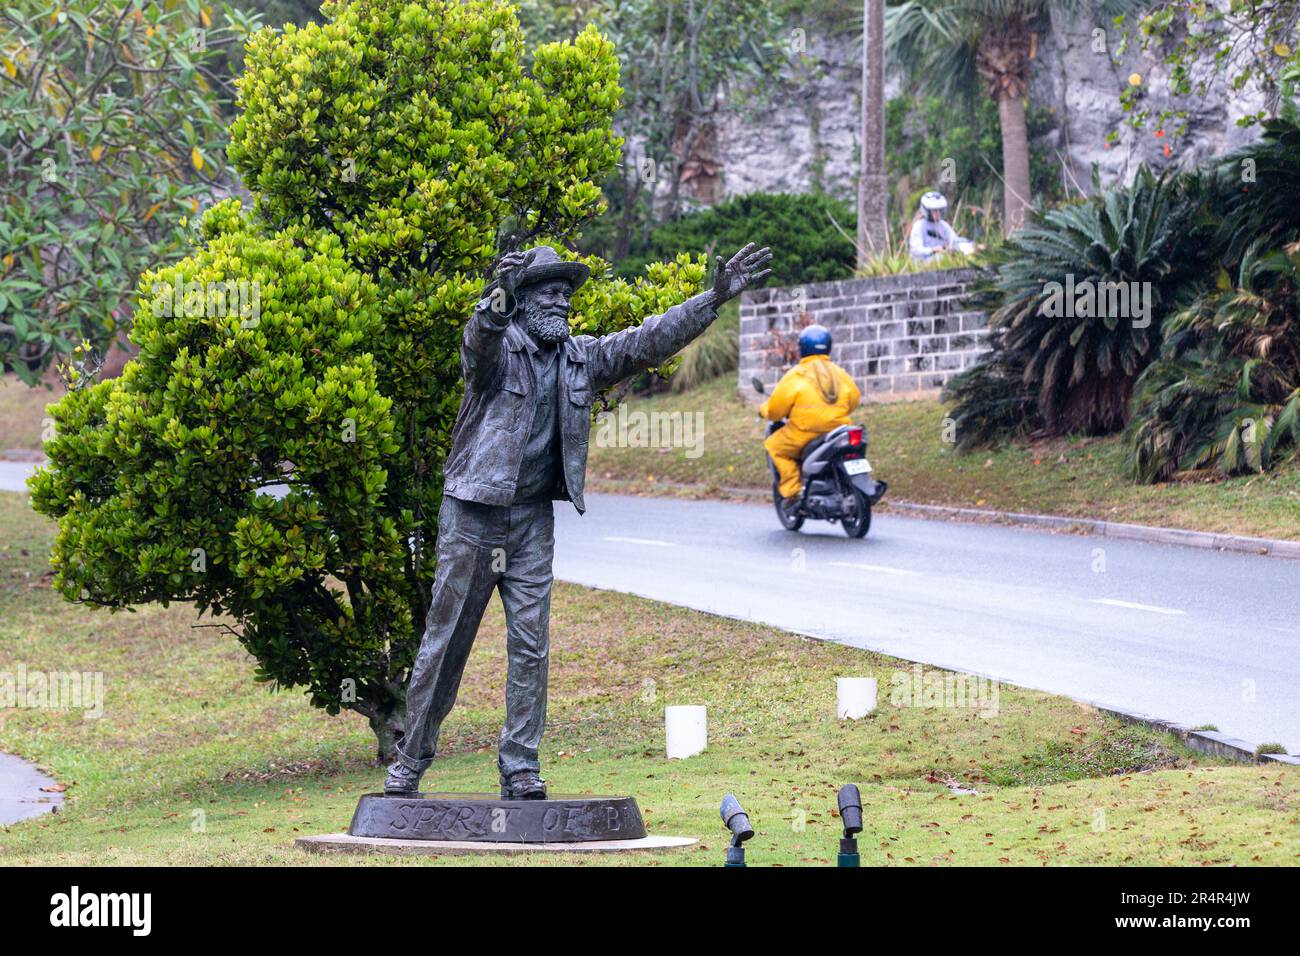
886, 94, 1063, 238
886, 0, 1149, 235
0, 0, 261, 382
1124, 0, 1300, 135
29, 0, 704, 759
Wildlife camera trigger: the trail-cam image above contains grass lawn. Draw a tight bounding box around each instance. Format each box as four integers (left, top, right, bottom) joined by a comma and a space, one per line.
585, 376, 1300, 541
1, 492, 1295, 866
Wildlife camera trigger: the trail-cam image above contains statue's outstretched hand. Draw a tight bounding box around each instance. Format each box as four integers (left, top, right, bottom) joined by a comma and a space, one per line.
494, 250, 530, 301
711, 243, 773, 305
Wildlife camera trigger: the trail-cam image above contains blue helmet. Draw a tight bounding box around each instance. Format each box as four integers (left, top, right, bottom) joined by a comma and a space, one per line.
797, 324, 832, 358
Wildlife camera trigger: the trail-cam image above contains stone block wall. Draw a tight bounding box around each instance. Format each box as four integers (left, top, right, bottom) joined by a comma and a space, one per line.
738, 268, 991, 398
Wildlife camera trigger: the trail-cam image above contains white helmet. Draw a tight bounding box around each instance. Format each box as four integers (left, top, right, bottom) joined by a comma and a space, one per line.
920, 191, 948, 214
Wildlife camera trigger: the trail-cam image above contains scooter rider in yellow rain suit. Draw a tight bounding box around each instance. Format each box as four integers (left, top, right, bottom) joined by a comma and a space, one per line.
759, 324, 862, 504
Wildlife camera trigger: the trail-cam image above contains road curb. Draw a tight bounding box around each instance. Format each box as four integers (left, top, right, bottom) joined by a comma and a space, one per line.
878, 500, 1300, 560
1097, 707, 1298, 766
782, 626, 1300, 768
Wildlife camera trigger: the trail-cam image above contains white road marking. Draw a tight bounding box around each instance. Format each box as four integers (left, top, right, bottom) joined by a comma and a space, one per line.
603, 535, 674, 547
827, 561, 919, 576
1092, 598, 1186, 616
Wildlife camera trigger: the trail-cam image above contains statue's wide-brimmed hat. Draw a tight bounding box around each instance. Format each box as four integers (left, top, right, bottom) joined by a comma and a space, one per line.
512, 246, 590, 292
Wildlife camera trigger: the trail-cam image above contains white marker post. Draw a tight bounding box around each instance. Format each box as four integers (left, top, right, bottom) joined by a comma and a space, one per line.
664, 705, 708, 759
836, 678, 877, 720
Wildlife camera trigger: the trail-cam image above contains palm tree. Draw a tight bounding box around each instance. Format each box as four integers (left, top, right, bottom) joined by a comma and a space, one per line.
886, 0, 1147, 235
858, 0, 889, 264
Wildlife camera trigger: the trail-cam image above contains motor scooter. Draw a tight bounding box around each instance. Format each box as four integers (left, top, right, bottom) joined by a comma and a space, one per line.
752, 378, 887, 537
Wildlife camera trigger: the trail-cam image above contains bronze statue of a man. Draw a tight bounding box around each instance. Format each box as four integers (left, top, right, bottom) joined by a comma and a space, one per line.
385, 243, 772, 799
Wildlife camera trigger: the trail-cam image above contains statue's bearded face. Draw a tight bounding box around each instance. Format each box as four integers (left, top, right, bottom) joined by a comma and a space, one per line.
519, 279, 573, 344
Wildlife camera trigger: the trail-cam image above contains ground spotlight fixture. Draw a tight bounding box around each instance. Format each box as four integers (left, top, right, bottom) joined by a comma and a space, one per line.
719, 793, 754, 867
837, 784, 862, 868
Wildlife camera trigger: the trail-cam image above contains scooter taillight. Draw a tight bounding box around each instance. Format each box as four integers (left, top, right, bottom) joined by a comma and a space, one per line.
848, 427, 863, 447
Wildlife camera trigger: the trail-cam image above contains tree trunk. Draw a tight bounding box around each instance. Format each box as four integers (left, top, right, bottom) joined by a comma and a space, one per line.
613, 166, 640, 261
997, 89, 1031, 236
367, 705, 404, 765
977, 18, 1033, 237
857, 0, 888, 266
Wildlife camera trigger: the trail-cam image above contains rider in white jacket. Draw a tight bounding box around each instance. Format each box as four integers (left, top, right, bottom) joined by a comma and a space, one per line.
909, 191, 969, 260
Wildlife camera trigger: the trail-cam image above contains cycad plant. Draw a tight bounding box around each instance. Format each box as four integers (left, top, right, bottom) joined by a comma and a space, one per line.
1212, 119, 1300, 263
947, 166, 1213, 442
885, 0, 1150, 235
941, 335, 1041, 449
1124, 241, 1300, 481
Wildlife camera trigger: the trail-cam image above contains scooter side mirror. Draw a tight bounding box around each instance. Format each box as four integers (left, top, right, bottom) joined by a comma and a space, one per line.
751, 376, 766, 395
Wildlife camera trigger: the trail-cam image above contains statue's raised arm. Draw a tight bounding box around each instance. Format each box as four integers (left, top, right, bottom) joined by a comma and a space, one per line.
584, 243, 774, 392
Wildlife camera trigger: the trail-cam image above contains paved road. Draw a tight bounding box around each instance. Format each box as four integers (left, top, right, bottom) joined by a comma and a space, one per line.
7, 462, 1295, 750
0, 465, 63, 825
0, 461, 36, 492
0, 753, 63, 825
553, 493, 1300, 751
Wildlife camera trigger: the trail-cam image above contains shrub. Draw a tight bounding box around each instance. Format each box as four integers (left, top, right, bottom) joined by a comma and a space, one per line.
1213, 119, 1300, 264
886, 94, 1064, 236
617, 192, 856, 286
1124, 242, 1300, 481
940, 339, 1041, 451
1123, 120, 1300, 483
30, 0, 705, 759
944, 167, 1214, 445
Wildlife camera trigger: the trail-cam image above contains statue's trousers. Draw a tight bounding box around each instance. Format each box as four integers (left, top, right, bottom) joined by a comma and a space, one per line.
394, 495, 555, 780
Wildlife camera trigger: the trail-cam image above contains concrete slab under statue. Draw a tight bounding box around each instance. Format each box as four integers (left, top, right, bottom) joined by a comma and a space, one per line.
296, 792, 696, 856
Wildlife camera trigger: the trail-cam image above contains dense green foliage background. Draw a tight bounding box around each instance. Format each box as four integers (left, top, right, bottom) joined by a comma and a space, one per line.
616, 192, 857, 286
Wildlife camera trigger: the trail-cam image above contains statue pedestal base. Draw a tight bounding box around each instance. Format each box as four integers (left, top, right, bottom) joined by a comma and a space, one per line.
295, 832, 696, 856
295, 794, 696, 856
346, 792, 649, 844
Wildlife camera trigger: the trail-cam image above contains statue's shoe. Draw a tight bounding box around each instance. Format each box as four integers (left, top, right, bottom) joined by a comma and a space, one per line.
500, 770, 547, 800
384, 762, 423, 796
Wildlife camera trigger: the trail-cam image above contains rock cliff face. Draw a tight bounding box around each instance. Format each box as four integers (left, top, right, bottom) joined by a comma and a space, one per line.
710, 27, 866, 200
706, 3, 1263, 205
1031, 3, 1264, 183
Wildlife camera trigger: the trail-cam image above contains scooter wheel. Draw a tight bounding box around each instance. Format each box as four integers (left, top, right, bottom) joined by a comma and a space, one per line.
774, 488, 804, 531
842, 487, 872, 538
